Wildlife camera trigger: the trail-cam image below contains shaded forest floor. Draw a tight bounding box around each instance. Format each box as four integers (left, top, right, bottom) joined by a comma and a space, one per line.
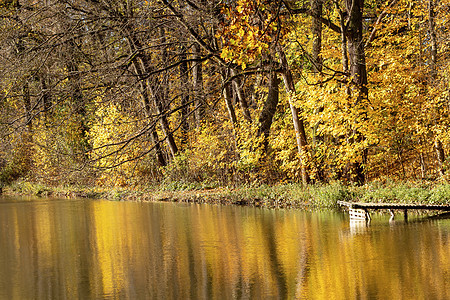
3, 180, 450, 210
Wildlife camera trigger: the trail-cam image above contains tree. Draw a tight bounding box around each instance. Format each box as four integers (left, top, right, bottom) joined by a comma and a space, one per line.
428, 0, 446, 177
1, 0, 449, 187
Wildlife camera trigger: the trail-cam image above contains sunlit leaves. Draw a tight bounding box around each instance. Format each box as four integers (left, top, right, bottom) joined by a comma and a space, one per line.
89, 102, 151, 186
1, 0, 449, 186
217, 0, 275, 68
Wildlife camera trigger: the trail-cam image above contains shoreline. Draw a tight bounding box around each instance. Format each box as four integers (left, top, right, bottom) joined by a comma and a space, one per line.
2, 180, 450, 210
1, 185, 313, 209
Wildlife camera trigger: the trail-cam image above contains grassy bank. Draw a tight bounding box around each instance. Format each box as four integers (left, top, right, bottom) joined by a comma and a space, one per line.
3, 180, 450, 209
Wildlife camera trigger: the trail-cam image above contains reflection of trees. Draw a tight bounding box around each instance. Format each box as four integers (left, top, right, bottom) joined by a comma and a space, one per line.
295, 221, 313, 299
309, 218, 450, 299
0, 200, 94, 298
262, 214, 288, 298
0, 202, 448, 298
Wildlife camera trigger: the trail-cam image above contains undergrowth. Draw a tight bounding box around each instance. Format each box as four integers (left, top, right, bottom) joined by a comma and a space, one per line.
3, 180, 450, 208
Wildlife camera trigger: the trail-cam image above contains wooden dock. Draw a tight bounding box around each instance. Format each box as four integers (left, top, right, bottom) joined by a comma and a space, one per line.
338, 201, 450, 221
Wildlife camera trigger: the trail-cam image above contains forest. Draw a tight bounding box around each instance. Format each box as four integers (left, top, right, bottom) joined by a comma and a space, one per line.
0, 0, 449, 189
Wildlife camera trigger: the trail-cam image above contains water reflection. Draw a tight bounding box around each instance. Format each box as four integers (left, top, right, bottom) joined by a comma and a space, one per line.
0, 197, 448, 299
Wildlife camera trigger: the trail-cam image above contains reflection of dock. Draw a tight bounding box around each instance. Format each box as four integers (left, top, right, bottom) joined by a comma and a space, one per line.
338, 201, 450, 221
348, 219, 370, 234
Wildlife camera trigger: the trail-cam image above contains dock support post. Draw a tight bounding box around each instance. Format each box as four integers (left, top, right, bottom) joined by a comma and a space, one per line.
389, 209, 395, 222
404, 209, 408, 222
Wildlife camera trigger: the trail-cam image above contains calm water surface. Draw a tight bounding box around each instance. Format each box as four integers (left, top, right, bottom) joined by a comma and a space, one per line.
0, 196, 448, 299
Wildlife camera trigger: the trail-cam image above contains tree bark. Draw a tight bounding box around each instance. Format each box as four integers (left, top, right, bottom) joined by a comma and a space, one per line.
277, 47, 310, 185
311, 0, 323, 74
127, 30, 179, 160
337, 5, 349, 78
156, 28, 179, 158
428, 0, 438, 78
428, 0, 445, 176
192, 43, 205, 125
257, 71, 279, 151
126, 30, 175, 165
131, 58, 167, 167
40, 76, 51, 118
66, 40, 89, 157
149, 81, 179, 159
420, 151, 427, 179
67, 57, 85, 118
21, 80, 33, 173
231, 69, 252, 122
345, 0, 368, 99
251, 73, 263, 108
180, 46, 190, 145
435, 139, 446, 177
345, 0, 368, 185
223, 78, 237, 124
23, 81, 32, 133
311, 0, 325, 182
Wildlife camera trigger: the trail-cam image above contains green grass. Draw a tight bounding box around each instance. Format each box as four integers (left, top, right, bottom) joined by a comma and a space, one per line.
3, 179, 450, 209
357, 181, 450, 205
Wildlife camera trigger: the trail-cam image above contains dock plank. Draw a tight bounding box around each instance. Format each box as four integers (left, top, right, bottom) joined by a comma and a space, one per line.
338, 201, 450, 211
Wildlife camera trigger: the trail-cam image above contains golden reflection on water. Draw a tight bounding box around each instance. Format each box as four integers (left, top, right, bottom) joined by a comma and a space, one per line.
0, 198, 448, 299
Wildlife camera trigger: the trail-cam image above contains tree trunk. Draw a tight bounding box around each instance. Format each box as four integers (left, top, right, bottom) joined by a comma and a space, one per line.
419, 146, 427, 179
127, 32, 172, 165
180, 46, 190, 145
222, 77, 237, 124
251, 73, 263, 108
231, 69, 252, 122
337, 5, 349, 79
66, 44, 89, 158
311, 0, 323, 74
23, 81, 32, 133
345, 0, 368, 185
435, 139, 445, 177
257, 71, 279, 151
277, 47, 310, 185
192, 43, 205, 125
151, 130, 167, 167
428, 0, 438, 78
345, 0, 368, 95
40, 76, 51, 115
150, 84, 179, 159
311, 0, 325, 182
21, 80, 33, 173
428, 0, 445, 176
155, 28, 179, 158
131, 58, 167, 167
127, 31, 179, 160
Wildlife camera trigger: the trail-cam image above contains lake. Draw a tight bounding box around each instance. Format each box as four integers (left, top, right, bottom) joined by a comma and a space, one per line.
0, 196, 448, 299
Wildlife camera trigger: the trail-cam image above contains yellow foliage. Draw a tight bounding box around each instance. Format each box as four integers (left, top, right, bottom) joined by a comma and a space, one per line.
89, 102, 152, 186
217, 0, 274, 68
